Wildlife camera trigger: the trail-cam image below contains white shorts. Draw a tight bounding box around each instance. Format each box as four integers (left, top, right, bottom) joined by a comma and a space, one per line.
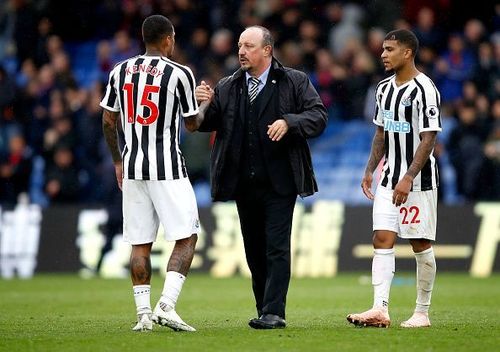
122, 178, 200, 245
372, 186, 437, 240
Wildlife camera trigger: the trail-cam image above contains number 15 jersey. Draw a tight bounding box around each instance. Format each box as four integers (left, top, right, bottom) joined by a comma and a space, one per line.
100, 55, 199, 181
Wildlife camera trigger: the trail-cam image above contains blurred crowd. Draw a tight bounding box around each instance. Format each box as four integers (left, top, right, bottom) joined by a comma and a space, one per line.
0, 0, 499, 206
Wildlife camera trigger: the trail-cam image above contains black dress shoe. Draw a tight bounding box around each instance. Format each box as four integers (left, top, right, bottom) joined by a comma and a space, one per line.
248, 314, 286, 329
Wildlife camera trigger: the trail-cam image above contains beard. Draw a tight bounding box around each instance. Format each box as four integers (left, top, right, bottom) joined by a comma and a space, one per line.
239, 57, 250, 71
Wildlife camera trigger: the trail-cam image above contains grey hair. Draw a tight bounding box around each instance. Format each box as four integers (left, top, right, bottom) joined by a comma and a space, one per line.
246, 25, 274, 49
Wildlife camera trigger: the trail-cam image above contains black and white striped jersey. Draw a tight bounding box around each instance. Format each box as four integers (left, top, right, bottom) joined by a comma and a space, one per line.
100, 55, 199, 180
373, 72, 441, 191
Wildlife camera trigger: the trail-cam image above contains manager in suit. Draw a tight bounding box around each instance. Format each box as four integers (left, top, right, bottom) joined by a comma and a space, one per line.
185, 25, 327, 329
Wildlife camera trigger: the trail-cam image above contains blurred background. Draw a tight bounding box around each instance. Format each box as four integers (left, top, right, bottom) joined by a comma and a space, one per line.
0, 0, 499, 207
0, 0, 498, 278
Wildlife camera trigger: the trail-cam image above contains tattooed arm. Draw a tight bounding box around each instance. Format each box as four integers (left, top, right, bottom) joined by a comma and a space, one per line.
362, 126, 385, 200
102, 109, 123, 190
184, 99, 211, 132
392, 131, 437, 206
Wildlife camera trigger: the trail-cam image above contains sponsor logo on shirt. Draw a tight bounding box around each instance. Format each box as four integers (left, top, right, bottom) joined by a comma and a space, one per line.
382, 109, 410, 133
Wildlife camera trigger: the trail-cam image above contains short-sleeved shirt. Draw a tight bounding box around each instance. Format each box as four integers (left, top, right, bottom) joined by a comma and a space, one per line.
373, 72, 441, 191
100, 55, 199, 180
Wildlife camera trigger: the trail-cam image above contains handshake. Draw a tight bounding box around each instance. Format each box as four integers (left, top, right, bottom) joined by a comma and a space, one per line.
184, 81, 214, 132
195, 81, 214, 104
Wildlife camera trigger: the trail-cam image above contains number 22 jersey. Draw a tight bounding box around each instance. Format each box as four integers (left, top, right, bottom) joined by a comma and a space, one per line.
373, 72, 441, 191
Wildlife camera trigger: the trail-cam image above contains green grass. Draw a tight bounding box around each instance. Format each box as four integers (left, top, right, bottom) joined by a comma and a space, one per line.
0, 273, 499, 351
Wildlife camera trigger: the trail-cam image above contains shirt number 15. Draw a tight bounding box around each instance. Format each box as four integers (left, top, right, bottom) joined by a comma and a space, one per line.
123, 83, 160, 125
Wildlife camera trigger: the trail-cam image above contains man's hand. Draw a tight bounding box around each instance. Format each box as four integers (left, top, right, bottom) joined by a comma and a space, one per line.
267, 119, 288, 141
114, 162, 123, 190
392, 175, 412, 206
185, 82, 213, 132
195, 80, 214, 103
361, 172, 374, 200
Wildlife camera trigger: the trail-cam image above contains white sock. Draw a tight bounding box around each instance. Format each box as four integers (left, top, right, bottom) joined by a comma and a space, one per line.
414, 247, 436, 314
159, 271, 186, 310
133, 285, 151, 315
372, 248, 395, 311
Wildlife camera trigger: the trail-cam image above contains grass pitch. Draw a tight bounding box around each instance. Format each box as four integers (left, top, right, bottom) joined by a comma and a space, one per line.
0, 273, 498, 352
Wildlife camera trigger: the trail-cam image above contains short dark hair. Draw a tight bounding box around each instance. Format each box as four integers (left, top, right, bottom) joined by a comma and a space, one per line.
142, 15, 174, 44
247, 25, 274, 49
385, 29, 419, 57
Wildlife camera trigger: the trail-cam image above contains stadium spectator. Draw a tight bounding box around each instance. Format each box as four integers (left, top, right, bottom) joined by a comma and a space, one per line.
447, 103, 489, 199
0, 65, 15, 132
309, 48, 348, 120
110, 30, 140, 65
464, 18, 487, 55
365, 27, 386, 71
416, 45, 438, 77
15, 58, 36, 88
298, 19, 323, 71
11, 0, 38, 66
94, 0, 123, 40
0, 1, 14, 62
95, 40, 113, 83
412, 7, 444, 51
44, 144, 81, 203
345, 49, 376, 119
481, 99, 500, 199
190, 25, 327, 329
205, 28, 237, 78
328, 3, 364, 58
364, 0, 401, 31
75, 85, 106, 202
43, 113, 77, 160
434, 33, 476, 103
44, 35, 64, 61
183, 27, 210, 78
50, 51, 77, 90
0, 133, 32, 205
473, 41, 498, 99
279, 40, 305, 71
33, 17, 53, 67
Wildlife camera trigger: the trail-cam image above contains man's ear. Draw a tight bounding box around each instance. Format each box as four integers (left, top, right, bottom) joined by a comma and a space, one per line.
405, 48, 413, 60
264, 45, 272, 57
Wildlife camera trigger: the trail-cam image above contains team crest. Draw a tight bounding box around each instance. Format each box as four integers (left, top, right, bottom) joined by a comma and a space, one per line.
401, 95, 412, 106
425, 105, 439, 119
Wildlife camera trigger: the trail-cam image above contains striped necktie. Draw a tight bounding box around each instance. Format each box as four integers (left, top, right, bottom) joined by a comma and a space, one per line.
248, 77, 260, 104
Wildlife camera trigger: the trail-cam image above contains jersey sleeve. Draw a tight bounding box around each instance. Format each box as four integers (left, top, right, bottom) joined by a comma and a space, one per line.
178, 65, 199, 118
100, 68, 120, 112
373, 86, 383, 127
418, 79, 442, 133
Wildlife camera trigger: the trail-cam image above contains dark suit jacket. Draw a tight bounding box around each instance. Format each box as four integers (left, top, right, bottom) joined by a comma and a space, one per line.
199, 59, 327, 201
